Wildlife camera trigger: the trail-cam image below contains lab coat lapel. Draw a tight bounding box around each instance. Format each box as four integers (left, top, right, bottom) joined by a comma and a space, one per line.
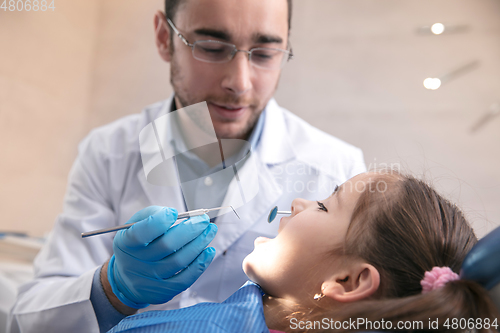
136, 97, 187, 211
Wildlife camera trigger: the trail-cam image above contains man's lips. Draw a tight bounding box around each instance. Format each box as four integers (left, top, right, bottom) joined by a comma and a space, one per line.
212, 102, 247, 110
209, 102, 248, 120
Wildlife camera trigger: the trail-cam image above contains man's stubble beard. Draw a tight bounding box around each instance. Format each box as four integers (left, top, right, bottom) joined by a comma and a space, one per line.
169, 55, 279, 140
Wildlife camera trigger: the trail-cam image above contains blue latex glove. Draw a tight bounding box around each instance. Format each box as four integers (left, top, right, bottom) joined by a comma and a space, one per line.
108, 206, 217, 309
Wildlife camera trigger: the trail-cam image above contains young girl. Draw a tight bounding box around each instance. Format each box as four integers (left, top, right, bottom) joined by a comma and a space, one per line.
109, 171, 499, 333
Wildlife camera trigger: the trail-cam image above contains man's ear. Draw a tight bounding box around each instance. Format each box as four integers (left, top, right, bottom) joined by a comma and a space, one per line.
322, 264, 380, 303
154, 11, 172, 62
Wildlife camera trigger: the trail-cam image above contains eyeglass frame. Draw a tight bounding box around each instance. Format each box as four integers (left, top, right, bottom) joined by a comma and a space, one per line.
165, 17, 294, 70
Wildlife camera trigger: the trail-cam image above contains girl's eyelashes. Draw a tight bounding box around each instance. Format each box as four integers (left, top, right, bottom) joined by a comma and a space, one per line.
317, 201, 328, 212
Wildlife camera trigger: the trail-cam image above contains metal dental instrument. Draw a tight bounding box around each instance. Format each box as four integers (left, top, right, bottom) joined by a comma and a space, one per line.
267, 206, 291, 223
81, 206, 240, 238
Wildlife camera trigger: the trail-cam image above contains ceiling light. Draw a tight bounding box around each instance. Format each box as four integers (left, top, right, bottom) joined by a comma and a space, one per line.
431, 23, 445, 35
423, 78, 442, 90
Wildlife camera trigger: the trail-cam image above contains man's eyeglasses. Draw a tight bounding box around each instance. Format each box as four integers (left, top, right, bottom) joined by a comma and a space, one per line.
166, 18, 293, 70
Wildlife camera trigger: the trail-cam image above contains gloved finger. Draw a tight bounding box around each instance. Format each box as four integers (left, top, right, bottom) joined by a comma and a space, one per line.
116, 207, 178, 249
133, 215, 211, 260
126, 206, 169, 224
129, 247, 216, 305
158, 247, 216, 293
152, 223, 217, 278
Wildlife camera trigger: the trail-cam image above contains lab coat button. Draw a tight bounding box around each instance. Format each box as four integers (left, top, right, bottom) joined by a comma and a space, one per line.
222, 250, 227, 256
204, 176, 213, 186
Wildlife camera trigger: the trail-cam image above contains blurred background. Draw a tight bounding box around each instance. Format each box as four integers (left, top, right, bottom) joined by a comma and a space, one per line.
1, 0, 499, 327
1, 0, 499, 238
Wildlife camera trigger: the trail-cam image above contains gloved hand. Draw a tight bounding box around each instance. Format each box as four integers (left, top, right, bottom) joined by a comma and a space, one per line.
108, 206, 217, 309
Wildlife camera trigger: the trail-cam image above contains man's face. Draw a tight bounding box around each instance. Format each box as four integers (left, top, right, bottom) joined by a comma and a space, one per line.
163, 0, 289, 139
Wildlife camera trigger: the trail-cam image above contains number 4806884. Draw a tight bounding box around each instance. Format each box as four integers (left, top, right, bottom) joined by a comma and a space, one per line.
1, 0, 56, 11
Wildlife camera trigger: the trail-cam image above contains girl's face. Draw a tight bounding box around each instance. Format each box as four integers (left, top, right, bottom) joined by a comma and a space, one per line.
243, 173, 374, 300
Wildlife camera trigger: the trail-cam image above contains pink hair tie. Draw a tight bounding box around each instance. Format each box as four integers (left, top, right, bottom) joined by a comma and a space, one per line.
420, 267, 459, 294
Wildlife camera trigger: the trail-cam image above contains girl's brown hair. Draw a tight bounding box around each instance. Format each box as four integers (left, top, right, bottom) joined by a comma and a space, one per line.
289, 172, 498, 332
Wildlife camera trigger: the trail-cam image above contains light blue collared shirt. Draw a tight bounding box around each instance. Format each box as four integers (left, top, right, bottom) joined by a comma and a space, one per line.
107, 281, 269, 333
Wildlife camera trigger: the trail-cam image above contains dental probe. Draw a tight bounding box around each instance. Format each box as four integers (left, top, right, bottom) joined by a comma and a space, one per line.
267, 206, 291, 223
81, 206, 239, 238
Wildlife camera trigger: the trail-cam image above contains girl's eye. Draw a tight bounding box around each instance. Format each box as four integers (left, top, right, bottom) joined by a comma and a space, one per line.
317, 201, 328, 212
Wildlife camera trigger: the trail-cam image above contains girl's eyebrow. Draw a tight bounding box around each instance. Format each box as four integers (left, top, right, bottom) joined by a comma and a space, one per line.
332, 184, 342, 206
330, 186, 337, 197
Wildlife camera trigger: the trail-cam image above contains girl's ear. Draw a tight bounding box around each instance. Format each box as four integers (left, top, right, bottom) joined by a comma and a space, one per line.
322, 263, 380, 303
154, 11, 173, 62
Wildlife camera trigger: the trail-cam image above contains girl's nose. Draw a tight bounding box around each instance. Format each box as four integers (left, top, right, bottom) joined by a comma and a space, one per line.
290, 197, 310, 216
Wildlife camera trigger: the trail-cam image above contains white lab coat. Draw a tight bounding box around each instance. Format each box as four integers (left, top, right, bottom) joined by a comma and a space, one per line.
8, 97, 366, 332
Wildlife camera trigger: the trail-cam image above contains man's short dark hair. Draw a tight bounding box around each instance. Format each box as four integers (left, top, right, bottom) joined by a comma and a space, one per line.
165, 0, 293, 31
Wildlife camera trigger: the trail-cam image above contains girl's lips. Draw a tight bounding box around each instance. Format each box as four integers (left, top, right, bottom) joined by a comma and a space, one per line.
209, 102, 247, 120
278, 216, 287, 233
254, 236, 271, 247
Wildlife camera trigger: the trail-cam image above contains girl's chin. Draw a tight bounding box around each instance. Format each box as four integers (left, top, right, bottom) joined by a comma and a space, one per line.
243, 237, 274, 282
242, 256, 256, 279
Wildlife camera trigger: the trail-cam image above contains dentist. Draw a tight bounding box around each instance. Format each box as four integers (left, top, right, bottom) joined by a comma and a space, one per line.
8, 0, 365, 332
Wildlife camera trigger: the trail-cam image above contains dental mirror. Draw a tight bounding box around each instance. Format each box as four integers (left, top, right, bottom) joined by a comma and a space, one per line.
268, 206, 291, 223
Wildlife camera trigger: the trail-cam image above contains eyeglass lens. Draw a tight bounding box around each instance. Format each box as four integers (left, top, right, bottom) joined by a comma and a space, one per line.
192, 41, 288, 69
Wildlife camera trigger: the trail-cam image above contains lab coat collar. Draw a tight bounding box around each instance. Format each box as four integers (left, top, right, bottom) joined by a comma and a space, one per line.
137, 96, 185, 207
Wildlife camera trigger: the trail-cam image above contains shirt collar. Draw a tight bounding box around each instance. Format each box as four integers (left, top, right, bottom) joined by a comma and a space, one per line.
247, 109, 266, 151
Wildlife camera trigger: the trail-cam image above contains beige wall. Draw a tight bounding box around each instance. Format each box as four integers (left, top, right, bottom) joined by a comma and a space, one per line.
0, 1, 101, 236
276, 0, 500, 238
1, 0, 499, 237
87, 0, 171, 128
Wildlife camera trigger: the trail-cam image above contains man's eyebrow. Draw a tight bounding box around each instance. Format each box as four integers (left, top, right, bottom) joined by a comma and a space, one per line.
193, 28, 231, 41
192, 29, 284, 45
253, 33, 283, 44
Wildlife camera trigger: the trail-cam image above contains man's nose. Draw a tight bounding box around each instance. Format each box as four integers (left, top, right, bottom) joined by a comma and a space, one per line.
220, 51, 253, 95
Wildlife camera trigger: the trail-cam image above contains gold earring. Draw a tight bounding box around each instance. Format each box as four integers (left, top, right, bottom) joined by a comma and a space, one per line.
313, 293, 325, 300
